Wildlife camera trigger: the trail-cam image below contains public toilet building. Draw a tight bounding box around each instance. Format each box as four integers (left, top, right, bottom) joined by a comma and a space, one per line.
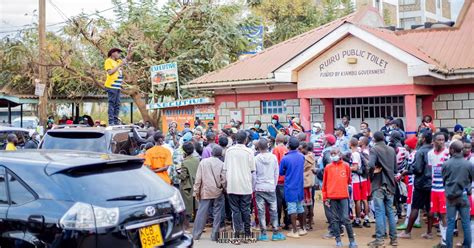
183, 1, 474, 134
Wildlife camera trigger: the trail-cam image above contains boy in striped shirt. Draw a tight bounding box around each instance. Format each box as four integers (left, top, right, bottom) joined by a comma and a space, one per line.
428, 132, 450, 247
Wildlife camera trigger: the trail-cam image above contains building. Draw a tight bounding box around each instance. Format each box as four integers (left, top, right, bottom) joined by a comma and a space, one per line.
183, 1, 474, 135
353, 0, 400, 26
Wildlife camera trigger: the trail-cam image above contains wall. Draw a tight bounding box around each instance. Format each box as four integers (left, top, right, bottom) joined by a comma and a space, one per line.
432, 92, 474, 130
426, 0, 436, 13
399, 0, 422, 12
383, 2, 398, 25
310, 98, 326, 128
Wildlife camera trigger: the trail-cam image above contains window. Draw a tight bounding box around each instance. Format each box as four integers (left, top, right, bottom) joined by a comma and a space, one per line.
0, 168, 7, 205
334, 96, 405, 120
8, 173, 35, 205
261, 100, 286, 115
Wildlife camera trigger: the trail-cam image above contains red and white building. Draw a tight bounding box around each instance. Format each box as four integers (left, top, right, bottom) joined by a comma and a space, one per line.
183, 1, 474, 135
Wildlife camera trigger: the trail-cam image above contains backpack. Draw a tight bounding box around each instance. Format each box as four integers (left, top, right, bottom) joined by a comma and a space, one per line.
356, 151, 370, 178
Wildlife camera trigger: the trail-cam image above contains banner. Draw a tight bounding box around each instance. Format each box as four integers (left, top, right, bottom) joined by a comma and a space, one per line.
150, 62, 178, 85
147, 97, 213, 110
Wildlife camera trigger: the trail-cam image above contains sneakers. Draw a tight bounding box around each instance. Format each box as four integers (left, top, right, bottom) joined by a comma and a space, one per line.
390, 239, 399, 246
353, 219, 363, 228
349, 241, 358, 248
287, 231, 300, 239
336, 241, 344, 247
363, 219, 371, 228
413, 223, 422, 228
421, 233, 434, 239
271, 233, 286, 241
367, 239, 384, 247
397, 223, 407, 230
257, 234, 269, 242
298, 229, 308, 236
397, 231, 412, 239
323, 232, 335, 239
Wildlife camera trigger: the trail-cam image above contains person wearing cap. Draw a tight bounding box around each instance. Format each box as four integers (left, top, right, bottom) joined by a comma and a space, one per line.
280, 137, 307, 238
310, 123, 325, 159
184, 121, 191, 129
268, 115, 284, 138
104, 44, 133, 126
454, 124, 464, 136
381, 116, 394, 137
334, 126, 350, 155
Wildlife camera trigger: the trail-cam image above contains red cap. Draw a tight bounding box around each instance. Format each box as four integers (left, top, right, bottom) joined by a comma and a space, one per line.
405, 136, 418, 150
66, 120, 73, 125
324, 134, 336, 145
272, 115, 279, 120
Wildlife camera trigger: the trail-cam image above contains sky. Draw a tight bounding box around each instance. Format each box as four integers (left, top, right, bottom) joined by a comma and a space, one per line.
0, 0, 467, 36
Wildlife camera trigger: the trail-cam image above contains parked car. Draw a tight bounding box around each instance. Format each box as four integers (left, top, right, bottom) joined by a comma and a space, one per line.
0, 126, 30, 150
12, 116, 39, 131
0, 150, 192, 248
39, 126, 140, 155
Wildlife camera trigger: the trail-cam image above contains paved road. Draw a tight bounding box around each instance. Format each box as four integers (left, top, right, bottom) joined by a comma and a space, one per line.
193, 200, 464, 248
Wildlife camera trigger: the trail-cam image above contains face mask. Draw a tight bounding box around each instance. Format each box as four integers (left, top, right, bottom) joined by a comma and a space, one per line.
271, 119, 277, 125
330, 155, 340, 162
254, 124, 260, 129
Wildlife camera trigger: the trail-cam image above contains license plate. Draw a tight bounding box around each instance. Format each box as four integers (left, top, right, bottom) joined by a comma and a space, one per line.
139, 224, 164, 248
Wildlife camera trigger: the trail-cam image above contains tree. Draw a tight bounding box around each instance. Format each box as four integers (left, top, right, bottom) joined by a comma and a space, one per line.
1, 0, 254, 127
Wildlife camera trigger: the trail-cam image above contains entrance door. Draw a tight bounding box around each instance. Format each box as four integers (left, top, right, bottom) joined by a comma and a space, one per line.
334, 96, 407, 132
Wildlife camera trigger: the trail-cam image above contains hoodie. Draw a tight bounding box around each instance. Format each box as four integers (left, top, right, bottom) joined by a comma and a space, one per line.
253, 152, 279, 192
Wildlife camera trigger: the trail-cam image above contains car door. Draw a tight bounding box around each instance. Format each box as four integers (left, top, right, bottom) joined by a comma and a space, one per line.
0, 167, 9, 246
4, 170, 39, 248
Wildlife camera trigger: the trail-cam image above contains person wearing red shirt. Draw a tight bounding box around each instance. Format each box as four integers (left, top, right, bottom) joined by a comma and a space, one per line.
273, 133, 290, 230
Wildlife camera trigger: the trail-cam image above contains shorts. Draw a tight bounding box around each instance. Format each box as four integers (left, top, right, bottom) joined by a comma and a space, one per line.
352, 181, 369, 201
470, 194, 474, 216
407, 185, 414, 204
430, 191, 447, 214
365, 179, 371, 198
303, 187, 313, 206
412, 188, 431, 213
287, 201, 305, 215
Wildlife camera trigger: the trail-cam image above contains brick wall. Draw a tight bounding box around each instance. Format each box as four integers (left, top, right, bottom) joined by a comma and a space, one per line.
442, 0, 451, 19
432, 93, 474, 131
217, 99, 300, 130
426, 0, 436, 13
310, 98, 326, 129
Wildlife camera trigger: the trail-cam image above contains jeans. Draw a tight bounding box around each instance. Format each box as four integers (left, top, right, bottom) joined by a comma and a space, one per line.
327, 198, 355, 242
228, 194, 252, 237
106, 88, 121, 125
446, 195, 471, 248
373, 188, 397, 241
192, 195, 225, 241
256, 191, 279, 234
276, 185, 290, 227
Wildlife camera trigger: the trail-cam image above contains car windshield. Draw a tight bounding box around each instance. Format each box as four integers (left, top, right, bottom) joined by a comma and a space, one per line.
51, 162, 172, 207
41, 132, 108, 153
13, 120, 37, 129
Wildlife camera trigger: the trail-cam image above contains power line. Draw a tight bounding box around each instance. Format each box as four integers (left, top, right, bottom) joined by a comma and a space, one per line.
0, 4, 120, 34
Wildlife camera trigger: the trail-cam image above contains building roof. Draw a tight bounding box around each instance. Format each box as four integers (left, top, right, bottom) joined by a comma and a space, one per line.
189, 0, 474, 86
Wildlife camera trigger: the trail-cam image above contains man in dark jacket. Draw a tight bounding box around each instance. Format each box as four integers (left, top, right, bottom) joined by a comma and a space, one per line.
24, 132, 40, 149
442, 140, 474, 248
367, 131, 398, 247
399, 130, 434, 239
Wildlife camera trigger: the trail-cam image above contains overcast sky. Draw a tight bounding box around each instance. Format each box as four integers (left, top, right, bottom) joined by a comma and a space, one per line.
0, 0, 467, 35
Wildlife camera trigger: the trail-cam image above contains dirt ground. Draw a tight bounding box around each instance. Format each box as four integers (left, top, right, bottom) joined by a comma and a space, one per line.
193, 198, 468, 248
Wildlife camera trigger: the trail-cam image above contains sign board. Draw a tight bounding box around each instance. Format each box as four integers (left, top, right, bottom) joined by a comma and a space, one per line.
229, 109, 243, 123
161, 106, 194, 133
150, 62, 178, 85
35, 83, 46, 97
147, 97, 213, 110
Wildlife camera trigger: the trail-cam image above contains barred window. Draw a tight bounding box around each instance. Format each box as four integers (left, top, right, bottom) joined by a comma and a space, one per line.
334, 96, 405, 120
261, 100, 286, 115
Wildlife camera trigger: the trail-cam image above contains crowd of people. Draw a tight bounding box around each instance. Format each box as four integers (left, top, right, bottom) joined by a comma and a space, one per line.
133, 114, 474, 248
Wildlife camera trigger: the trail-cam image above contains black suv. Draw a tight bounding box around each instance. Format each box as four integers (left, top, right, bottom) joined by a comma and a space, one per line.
0, 150, 192, 248
39, 126, 142, 155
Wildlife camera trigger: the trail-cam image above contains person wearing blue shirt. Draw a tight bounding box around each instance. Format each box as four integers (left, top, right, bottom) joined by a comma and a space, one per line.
280, 137, 306, 238
268, 115, 284, 138
334, 126, 350, 155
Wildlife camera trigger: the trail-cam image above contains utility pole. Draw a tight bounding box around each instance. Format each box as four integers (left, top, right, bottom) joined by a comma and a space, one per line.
38, 0, 48, 126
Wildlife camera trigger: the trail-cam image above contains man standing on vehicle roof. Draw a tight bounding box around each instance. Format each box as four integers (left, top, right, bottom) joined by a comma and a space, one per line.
104, 44, 133, 126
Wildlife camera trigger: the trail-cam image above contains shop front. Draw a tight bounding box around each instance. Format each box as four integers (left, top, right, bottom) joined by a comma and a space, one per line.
183, 2, 474, 134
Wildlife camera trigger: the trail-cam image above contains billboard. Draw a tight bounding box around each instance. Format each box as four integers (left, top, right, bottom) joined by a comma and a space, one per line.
150, 62, 178, 85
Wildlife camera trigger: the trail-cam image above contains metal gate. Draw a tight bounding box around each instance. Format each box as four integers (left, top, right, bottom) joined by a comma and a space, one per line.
334, 96, 406, 131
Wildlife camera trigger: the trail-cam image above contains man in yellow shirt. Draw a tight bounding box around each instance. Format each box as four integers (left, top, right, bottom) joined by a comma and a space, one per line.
5, 134, 18, 151
144, 132, 173, 184
104, 45, 133, 125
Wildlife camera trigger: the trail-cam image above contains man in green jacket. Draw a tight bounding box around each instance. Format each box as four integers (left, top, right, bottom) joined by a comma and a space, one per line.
178, 142, 200, 228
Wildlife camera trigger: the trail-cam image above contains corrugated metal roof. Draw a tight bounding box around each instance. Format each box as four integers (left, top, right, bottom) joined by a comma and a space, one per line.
190, 0, 473, 85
